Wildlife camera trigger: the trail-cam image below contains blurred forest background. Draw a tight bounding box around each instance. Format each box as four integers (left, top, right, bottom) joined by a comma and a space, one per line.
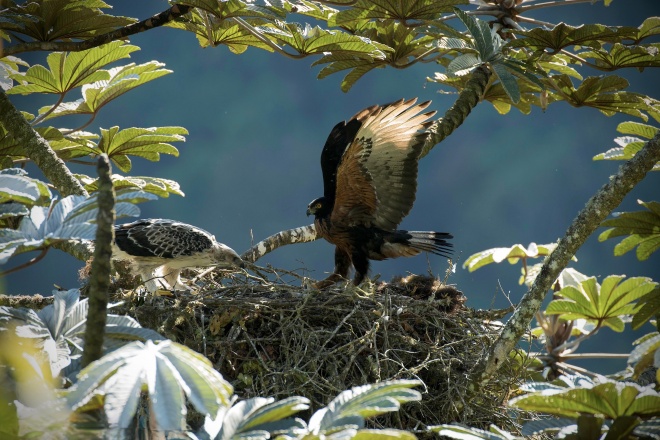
3, 1, 659, 368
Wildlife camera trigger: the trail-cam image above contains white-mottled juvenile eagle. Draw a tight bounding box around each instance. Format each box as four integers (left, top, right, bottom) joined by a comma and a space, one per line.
112, 219, 244, 293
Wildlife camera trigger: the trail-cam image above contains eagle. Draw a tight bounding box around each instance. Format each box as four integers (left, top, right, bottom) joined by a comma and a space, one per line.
112, 218, 245, 293
306, 98, 453, 288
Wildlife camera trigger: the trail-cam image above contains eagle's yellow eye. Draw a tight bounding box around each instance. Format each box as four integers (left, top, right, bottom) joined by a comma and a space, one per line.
316, 203, 322, 209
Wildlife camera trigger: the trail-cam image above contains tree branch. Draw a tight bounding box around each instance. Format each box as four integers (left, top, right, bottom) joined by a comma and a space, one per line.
421, 65, 492, 158
81, 155, 115, 368
0, 89, 87, 197
0, 4, 192, 57
241, 224, 318, 263
470, 130, 660, 385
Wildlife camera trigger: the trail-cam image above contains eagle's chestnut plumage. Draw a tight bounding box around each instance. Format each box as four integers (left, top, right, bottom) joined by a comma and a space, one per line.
112, 218, 244, 293
307, 98, 453, 287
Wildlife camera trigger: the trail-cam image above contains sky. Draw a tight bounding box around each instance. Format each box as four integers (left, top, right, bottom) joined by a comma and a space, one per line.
3, 1, 659, 370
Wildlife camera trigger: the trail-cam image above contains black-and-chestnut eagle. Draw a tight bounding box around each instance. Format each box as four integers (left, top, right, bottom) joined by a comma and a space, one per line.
112, 219, 244, 293
306, 98, 453, 288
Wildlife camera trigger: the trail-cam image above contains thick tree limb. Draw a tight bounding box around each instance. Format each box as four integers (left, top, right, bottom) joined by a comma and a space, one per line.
421, 65, 492, 158
81, 155, 115, 368
0, 89, 87, 197
242, 224, 318, 263
0, 4, 192, 57
469, 131, 660, 385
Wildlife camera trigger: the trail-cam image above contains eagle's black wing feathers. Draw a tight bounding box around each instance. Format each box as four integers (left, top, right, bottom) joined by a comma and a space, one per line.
114, 219, 215, 259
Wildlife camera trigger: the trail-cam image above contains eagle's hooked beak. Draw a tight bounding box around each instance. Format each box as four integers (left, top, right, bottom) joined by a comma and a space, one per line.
306, 206, 313, 217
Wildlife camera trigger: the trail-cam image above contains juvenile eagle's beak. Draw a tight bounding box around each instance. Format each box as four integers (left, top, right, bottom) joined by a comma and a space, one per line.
306, 206, 312, 216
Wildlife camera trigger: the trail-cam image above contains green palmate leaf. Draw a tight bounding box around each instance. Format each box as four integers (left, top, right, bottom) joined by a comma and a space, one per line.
594, 121, 660, 170
0, 55, 29, 90
454, 8, 498, 62
168, 12, 275, 53
0, 168, 51, 206
536, 53, 583, 79
631, 287, 660, 330
285, 0, 337, 22
580, 42, 660, 70
446, 53, 481, 76
0, 191, 151, 264
176, 0, 285, 20
204, 396, 309, 440
629, 332, 660, 381
636, 17, 660, 42
329, 0, 465, 28
546, 74, 656, 121
509, 378, 660, 419
0, 0, 135, 41
262, 21, 388, 58
618, 121, 659, 139
491, 62, 520, 104
546, 275, 657, 331
463, 243, 560, 272
66, 340, 233, 431
429, 424, 522, 440
508, 23, 637, 52
7, 41, 139, 95
96, 126, 187, 172
39, 61, 172, 121
308, 380, 421, 434
78, 174, 184, 198
0, 125, 94, 160
598, 200, 660, 261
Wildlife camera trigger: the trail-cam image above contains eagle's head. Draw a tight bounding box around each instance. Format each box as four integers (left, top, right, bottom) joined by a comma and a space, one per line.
307, 196, 331, 218
212, 243, 246, 269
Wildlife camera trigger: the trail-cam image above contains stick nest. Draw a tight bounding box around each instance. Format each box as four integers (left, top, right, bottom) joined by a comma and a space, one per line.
109, 266, 530, 435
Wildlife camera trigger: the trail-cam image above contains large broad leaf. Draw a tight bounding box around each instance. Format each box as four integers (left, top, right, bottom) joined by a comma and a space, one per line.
260, 21, 389, 59
0, 125, 96, 162
0, 168, 51, 206
463, 243, 562, 272
7, 41, 139, 95
329, 0, 466, 28
0, 0, 135, 41
631, 287, 660, 330
598, 200, 660, 261
78, 174, 184, 198
545, 74, 656, 121
66, 340, 233, 431
454, 8, 499, 62
38, 61, 172, 121
593, 122, 660, 170
175, 0, 285, 20
429, 424, 522, 440
308, 380, 421, 435
94, 126, 187, 173
628, 332, 660, 382
581, 42, 660, 70
508, 23, 638, 52
204, 396, 309, 440
509, 377, 660, 419
0, 191, 149, 264
545, 275, 657, 331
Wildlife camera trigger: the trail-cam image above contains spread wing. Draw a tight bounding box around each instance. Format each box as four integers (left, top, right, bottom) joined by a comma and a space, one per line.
320, 105, 376, 202
114, 219, 215, 259
331, 98, 436, 230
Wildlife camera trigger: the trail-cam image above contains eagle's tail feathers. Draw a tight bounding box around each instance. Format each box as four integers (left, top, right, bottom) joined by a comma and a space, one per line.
406, 231, 453, 259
